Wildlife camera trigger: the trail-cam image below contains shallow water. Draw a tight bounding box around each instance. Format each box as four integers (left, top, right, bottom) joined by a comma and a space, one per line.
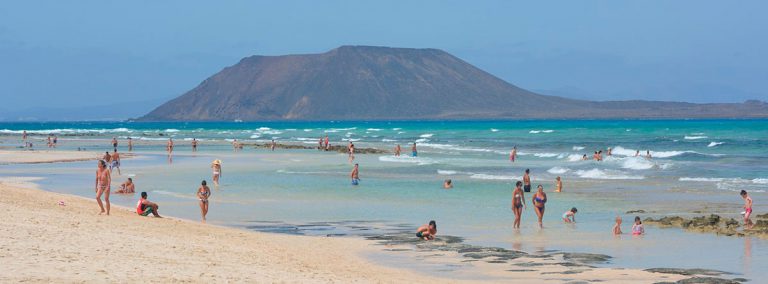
1, 120, 766, 279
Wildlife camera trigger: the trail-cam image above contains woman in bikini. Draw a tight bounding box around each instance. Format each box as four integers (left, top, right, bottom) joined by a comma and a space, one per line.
197, 180, 211, 223
211, 159, 222, 187
532, 184, 547, 228
512, 181, 526, 229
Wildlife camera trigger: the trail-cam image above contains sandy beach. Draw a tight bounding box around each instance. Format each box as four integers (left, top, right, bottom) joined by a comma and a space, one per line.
0, 149, 726, 283
0, 149, 101, 164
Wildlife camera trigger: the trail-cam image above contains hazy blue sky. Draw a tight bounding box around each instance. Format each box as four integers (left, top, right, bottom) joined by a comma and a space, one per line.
1, 0, 766, 113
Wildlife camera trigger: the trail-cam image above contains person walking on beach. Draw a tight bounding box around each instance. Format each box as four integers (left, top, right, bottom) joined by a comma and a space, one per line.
523, 169, 531, 192
112, 137, 118, 150
127, 137, 133, 152
192, 138, 198, 152
350, 163, 360, 185
555, 176, 563, 192
532, 185, 547, 228
211, 159, 222, 187
136, 192, 161, 217
394, 144, 401, 156
416, 221, 437, 240
510, 146, 517, 163
197, 180, 211, 223
741, 190, 754, 229
167, 138, 174, 154
95, 160, 111, 215
110, 149, 121, 175
512, 181, 526, 229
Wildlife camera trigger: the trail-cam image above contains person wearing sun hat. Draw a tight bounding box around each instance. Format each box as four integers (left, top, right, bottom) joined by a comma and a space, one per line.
211, 159, 222, 186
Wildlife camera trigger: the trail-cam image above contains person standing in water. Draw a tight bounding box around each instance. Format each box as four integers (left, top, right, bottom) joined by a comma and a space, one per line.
646, 150, 652, 159
416, 221, 437, 240
523, 169, 531, 192
555, 176, 563, 192
512, 181, 526, 229
741, 190, 754, 229
613, 216, 623, 235
631, 216, 645, 235
112, 137, 118, 151
271, 139, 276, 151
324, 135, 330, 151
22, 130, 27, 141
510, 146, 517, 163
53, 135, 57, 148
211, 160, 222, 187
197, 180, 211, 223
95, 160, 111, 215
192, 138, 198, 152
443, 179, 453, 189
635, 150, 640, 157
394, 144, 401, 156
350, 163, 359, 185
607, 147, 612, 156
127, 137, 133, 152
411, 143, 418, 157
348, 142, 355, 163
167, 138, 174, 154
532, 185, 547, 228
110, 149, 121, 175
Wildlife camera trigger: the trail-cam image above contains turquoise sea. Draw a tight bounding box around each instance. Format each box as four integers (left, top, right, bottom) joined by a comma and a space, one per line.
1, 120, 766, 279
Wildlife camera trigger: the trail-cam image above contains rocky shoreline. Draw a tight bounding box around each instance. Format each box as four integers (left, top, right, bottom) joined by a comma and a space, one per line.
644, 213, 768, 238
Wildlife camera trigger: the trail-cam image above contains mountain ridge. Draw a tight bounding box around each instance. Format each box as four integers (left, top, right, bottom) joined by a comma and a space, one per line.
140, 46, 768, 121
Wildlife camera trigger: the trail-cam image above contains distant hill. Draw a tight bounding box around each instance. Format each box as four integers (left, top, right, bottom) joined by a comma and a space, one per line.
140, 46, 768, 121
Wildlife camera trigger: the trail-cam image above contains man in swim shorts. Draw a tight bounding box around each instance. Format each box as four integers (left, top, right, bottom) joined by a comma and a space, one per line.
110, 149, 121, 175
112, 137, 118, 150
351, 163, 359, 185
411, 143, 417, 157
523, 169, 531, 192
416, 221, 437, 240
136, 191, 161, 217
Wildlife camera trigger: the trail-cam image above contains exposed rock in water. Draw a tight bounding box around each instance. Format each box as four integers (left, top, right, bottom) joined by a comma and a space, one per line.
557, 252, 612, 264
644, 214, 768, 238
626, 210, 647, 214
249, 143, 388, 154
644, 268, 729, 276
674, 277, 742, 284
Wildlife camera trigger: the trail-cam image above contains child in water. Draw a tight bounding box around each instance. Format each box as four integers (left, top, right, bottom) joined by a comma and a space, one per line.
631, 216, 645, 235
562, 207, 578, 223
613, 216, 623, 235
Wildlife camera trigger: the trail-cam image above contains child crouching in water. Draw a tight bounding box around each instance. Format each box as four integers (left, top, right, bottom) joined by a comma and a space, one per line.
632, 216, 645, 235
562, 207, 578, 223
613, 216, 623, 235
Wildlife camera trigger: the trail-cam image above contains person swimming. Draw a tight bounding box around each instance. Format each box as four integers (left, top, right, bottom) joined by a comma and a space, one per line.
562, 207, 577, 223
416, 220, 437, 240
631, 216, 644, 235
443, 179, 453, 189
555, 176, 563, 192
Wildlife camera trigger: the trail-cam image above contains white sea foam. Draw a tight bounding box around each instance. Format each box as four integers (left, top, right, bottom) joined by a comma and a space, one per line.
420, 133, 434, 138
533, 153, 559, 158
420, 143, 497, 153
367, 128, 381, 131
684, 135, 708, 140
567, 154, 585, 162
249, 134, 261, 139
679, 177, 725, 182
392, 128, 402, 131
490, 128, 499, 132
378, 155, 435, 165
415, 138, 430, 143
621, 158, 655, 170
342, 138, 361, 142
381, 139, 397, 142
611, 146, 637, 157
573, 146, 585, 151
470, 174, 521, 181
707, 142, 724, 147
574, 168, 644, 180
437, 170, 458, 175
753, 178, 768, 184
547, 167, 570, 174
304, 129, 313, 132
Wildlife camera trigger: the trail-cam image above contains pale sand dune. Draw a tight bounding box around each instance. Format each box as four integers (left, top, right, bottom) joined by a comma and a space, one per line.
0, 150, 101, 164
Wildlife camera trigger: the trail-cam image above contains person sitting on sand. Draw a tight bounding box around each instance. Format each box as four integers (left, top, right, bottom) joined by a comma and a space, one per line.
136, 192, 161, 217
613, 216, 623, 235
416, 221, 437, 240
562, 207, 578, 223
532, 185, 547, 228
351, 163, 359, 185
555, 176, 563, 192
197, 180, 211, 223
741, 190, 754, 229
443, 179, 453, 189
632, 216, 645, 235
116, 178, 135, 194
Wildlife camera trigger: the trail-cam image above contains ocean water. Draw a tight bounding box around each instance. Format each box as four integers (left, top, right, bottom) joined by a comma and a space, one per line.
1, 120, 766, 278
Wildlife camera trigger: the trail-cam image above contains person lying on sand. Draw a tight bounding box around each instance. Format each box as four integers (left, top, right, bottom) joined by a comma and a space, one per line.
613, 216, 623, 235
116, 178, 134, 194
136, 192, 161, 217
416, 221, 437, 240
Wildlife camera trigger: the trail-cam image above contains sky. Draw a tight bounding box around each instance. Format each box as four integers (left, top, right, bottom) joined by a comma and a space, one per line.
1, 0, 766, 118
